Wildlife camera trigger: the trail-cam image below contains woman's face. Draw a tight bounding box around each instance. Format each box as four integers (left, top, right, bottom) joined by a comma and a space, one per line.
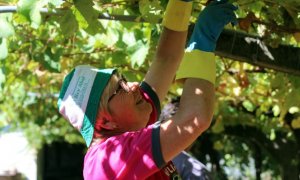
107, 75, 153, 132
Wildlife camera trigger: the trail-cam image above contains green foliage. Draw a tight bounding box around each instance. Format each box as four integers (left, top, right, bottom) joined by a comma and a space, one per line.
17, 0, 44, 28
0, 14, 15, 38
0, 38, 8, 60
58, 9, 78, 36
72, 0, 104, 35
139, 0, 163, 24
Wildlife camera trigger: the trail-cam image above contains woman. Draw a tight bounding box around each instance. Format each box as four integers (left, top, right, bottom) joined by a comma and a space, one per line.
58, 0, 237, 179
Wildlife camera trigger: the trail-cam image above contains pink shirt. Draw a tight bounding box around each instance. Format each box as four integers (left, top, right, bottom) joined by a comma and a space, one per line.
84, 124, 178, 179
83, 82, 179, 179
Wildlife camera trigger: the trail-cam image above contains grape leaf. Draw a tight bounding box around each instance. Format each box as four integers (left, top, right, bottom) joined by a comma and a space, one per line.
242, 100, 255, 112
0, 14, 14, 38
17, 0, 42, 28
139, 0, 163, 24
58, 9, 78, 37
127, 40, 149, 67
33, 47, 62, 72
0, 38, 8, 60
73, 0, 103, 35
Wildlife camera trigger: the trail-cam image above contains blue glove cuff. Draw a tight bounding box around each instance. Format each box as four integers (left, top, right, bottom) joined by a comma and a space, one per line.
187, 30, 216, 52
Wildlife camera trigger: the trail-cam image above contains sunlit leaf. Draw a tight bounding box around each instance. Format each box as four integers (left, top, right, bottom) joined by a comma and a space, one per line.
17, 0, 42, 28
0, 38, 8, 60
272, 105, 281, 117
48, 0, 63, 6
100, 25, 119, 47
139, 0, 163, 24
33, 47, 62, 72
0, 14, 14, 38
291, 118, 300, 129
73, 0, 103, 35
127, 40, 149, 67
289, 107, 299, 114
242, 100, 255, 112
270, 129, 276, 140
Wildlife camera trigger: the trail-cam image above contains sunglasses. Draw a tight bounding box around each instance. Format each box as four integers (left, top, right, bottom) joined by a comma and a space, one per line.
108, 75, 130, 102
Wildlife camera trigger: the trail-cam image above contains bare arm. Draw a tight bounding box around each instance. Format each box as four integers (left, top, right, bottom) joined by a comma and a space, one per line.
144, 28, 187, 102
160, 79, 215, 162
157, 0, 237, 163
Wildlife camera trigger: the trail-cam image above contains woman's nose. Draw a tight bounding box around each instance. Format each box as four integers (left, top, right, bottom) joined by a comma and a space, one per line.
127, 82, 140, 92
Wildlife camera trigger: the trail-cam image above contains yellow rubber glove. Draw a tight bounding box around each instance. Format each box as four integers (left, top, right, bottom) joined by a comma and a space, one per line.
162, 0, 193, 31
176, 50, 216, 84
176, 0, 237, 85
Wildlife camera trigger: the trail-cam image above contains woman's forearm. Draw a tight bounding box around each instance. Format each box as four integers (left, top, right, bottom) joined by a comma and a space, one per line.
144, 28, 187, 101
160, 78, 215, 162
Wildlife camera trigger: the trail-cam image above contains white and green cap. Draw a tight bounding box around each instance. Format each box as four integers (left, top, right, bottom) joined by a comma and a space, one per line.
57, 65, 116, 147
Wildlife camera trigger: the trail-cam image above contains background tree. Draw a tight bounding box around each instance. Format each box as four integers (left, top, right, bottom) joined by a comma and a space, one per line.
0, 0, 300, 179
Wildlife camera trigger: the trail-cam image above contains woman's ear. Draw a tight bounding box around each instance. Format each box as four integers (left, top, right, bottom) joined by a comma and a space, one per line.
97, 113, 118, 130
99, 117, 118, 130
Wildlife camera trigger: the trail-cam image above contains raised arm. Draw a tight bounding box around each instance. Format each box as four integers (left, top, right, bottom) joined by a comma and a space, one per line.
159, 0, 238, 162
144, 0, 192, 102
